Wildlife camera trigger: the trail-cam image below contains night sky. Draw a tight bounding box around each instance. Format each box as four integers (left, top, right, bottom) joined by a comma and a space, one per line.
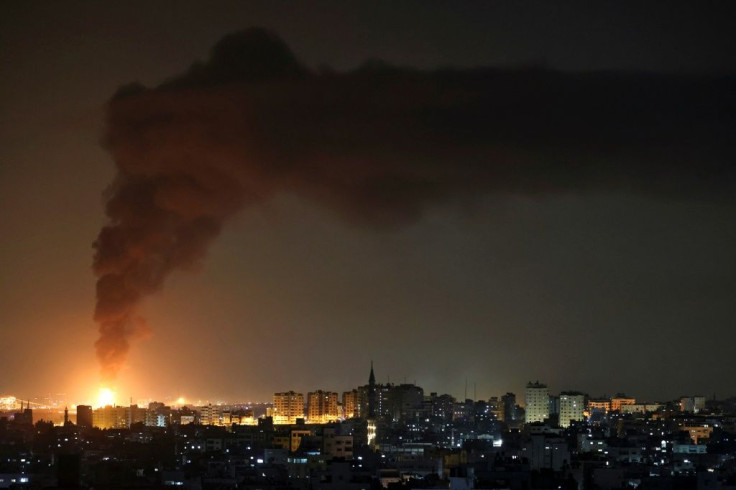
1, 1, 735, 406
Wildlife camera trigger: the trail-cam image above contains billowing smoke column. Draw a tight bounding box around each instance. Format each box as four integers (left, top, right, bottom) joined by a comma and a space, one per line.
93, 28, 736, 382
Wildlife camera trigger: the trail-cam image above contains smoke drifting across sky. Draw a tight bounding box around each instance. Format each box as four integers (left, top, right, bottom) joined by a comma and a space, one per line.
93, 28, 735, 382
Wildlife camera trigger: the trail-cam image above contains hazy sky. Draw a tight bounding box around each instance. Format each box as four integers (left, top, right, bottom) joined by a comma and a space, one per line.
1, 1, 735, 406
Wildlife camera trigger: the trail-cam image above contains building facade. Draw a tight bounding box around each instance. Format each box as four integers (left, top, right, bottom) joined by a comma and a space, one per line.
501, 392, 517, 423
307, 390, 339, 424
76, 405, 93, 428
680, 396, 706, 413
525, 381, 549, 424
559, 392, 585, 428
611, 395, 636, 412
342, 390, 360, 419
273, 391, 305, 424
587, 398, 611, 413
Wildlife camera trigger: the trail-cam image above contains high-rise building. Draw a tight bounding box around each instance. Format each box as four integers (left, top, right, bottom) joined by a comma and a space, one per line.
387, 384, 424, 421
501, 392, 517, 423
90, 404, 144, 428
92, 405, 129, 429
488, 396, 503, 420
342, 390, 360, 419
145, 411, 168, 427
273, 391, 304, 424
559, 392, 585, 428
130, 404, 145, 425
76, 405, 93, 428
307, 390, 339, 424
452, 399, 474, 422
429, 392, 456, 421
145, 402, 171, 427
525, 381, 549, 424
549, 395, 560, 417
199, 404, 222, 426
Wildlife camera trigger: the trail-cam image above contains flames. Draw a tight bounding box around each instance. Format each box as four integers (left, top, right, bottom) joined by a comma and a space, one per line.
95, 387, 116, 408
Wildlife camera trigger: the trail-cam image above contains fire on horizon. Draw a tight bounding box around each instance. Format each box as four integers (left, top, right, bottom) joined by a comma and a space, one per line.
96, 387, 115, 408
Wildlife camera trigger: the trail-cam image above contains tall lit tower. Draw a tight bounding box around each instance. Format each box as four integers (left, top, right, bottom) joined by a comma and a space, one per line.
525, 381, 549, 424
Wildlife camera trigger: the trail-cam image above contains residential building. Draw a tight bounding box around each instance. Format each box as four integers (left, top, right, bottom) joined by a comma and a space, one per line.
525, 381, 549, 424
307, 390, 339, 424
559, 392, 585, 428
273, 391, 304, 424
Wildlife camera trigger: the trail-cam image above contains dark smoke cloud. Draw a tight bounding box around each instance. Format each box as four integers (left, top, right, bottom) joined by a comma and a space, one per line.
93, 27, 736, 382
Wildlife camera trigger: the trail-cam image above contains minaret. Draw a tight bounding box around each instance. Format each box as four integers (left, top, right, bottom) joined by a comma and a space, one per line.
64, 406, 69, 425
368, 361, 376, 418
366, 361, 377, 449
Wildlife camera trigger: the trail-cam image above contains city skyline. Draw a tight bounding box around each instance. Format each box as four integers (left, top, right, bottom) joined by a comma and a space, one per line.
1, 2, 735, 405
3, 369, 734, 489
0, 366, 729, 412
